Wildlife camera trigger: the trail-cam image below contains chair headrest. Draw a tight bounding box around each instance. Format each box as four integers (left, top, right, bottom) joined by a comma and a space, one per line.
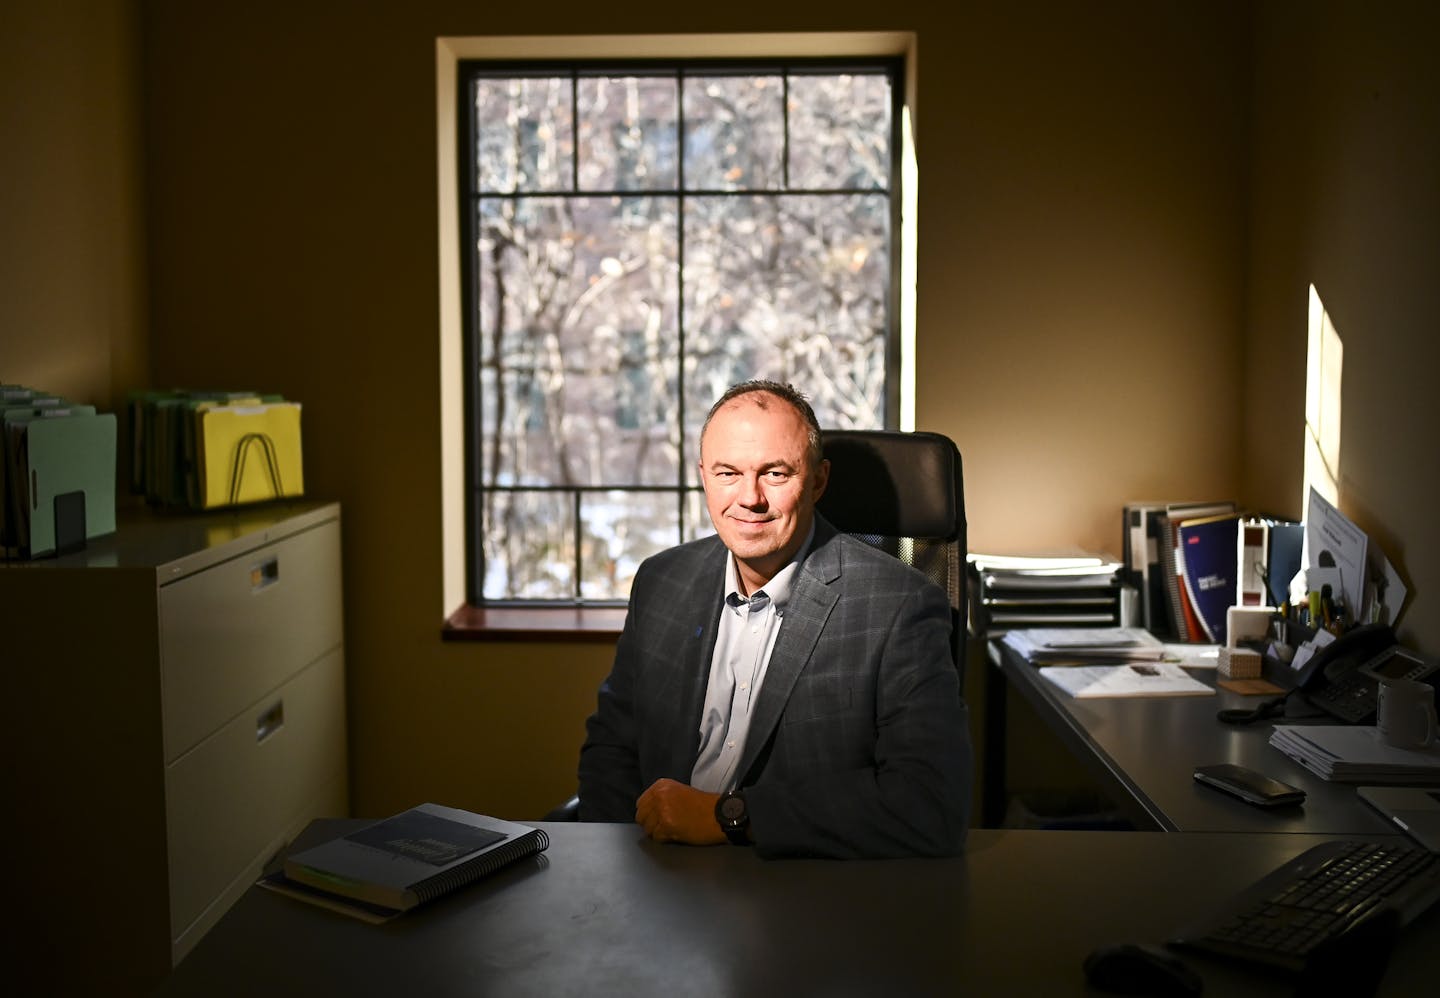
817, 430, 963, 540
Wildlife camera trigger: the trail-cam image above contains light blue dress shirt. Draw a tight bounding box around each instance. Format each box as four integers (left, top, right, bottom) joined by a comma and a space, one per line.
690, 524, 814, 794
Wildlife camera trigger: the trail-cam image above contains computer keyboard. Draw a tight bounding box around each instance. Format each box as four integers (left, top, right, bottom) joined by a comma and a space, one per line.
1169, 839, 1440, 973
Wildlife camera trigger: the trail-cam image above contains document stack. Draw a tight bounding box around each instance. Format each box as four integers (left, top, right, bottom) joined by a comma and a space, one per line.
967, 552, 1124, 639
128, 389, 304, 510
1001, 626, 1167, 664
1, 384, 117, 559
1269, 725, 1440, 784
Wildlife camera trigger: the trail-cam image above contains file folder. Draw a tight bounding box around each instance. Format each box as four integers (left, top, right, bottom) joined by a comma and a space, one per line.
197, 401, 304, 508
6, 407, 117, 557
1, 397, 69, 551
181, 395, 271, 507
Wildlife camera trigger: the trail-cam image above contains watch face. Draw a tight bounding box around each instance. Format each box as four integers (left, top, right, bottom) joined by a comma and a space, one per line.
719, 794, 747, 824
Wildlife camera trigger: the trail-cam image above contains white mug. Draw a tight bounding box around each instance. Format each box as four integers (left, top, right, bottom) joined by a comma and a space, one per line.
1377, 678, 1438, 750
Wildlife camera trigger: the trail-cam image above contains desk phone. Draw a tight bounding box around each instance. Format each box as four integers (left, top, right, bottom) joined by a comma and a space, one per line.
1304, 638, 1436, 724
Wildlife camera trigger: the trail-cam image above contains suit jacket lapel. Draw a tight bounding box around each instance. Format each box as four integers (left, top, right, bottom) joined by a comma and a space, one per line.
735, 517, 842, 783
656, 538, 728, 780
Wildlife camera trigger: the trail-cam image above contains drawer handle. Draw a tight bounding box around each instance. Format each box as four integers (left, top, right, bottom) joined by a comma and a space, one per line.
256, 700, 285, 743
250, 557, 280, 592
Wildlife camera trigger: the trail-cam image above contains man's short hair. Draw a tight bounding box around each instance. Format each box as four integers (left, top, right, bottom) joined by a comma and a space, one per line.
700, 380, 824, 471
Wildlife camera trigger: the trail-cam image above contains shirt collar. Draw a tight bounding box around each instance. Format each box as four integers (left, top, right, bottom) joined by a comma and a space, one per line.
723, 520, 816, 610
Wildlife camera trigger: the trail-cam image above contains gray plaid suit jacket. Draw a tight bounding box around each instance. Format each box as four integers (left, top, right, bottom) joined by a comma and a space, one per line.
577, 514, 972, 858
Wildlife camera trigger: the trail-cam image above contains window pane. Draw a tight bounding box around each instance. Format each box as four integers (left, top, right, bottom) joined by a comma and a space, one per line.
475, 76, 574, 193
478, 195, 681, 486
482, 490, 575, 599
577, 76, 678, 191
578, 491, 684, 600
682, 489, 715, 543
682, 192, 889, 451
787, 73, 892, 190
683, 75, 784, 190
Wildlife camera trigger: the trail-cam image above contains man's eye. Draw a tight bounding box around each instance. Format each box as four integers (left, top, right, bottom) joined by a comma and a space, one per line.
765, 471, 788, 481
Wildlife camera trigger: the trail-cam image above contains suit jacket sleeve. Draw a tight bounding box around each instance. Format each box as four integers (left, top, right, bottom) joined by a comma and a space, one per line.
575, 597, 646, 822
576, 539, 721, 822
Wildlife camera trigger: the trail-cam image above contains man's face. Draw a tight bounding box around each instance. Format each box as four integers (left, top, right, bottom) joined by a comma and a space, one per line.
699, 394, 829, 594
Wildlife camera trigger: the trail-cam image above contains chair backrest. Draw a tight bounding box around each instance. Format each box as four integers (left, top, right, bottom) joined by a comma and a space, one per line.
816, 429, 967, 686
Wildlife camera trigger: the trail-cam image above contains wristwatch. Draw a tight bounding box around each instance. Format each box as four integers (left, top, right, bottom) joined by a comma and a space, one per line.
715, 789, 750, 845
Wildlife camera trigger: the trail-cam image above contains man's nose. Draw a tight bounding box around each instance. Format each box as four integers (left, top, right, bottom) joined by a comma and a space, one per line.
739, 474, 767, 508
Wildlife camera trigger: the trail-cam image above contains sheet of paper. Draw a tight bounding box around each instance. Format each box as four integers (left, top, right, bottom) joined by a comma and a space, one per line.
1303, 487, 1368, 624
1164, 643, 1220, 668
1002, 627, 1168, 663
1038, 662, 1214, 698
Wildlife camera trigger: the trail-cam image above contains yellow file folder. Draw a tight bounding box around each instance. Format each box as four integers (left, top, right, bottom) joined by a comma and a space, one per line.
197, 402, 304, 508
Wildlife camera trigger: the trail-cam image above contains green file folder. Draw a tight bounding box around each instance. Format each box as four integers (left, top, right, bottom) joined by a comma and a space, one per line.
7, 408, 117, 557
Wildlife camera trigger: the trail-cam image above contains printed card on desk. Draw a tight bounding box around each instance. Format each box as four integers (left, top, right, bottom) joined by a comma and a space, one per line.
1038, 662, 1215, 698
280, 803, 549, 914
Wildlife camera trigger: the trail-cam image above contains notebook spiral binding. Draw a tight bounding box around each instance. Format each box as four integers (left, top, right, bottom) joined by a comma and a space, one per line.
412, 828, 551, 906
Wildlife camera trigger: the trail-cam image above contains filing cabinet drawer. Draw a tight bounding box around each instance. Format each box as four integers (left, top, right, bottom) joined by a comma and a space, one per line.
160, 518, 342, 761
172, 776, 347, 965
164, 646, 347, 944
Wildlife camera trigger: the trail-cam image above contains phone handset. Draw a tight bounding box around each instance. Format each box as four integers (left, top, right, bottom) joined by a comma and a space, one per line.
1296, 623, 1399, 724
1295, 624, 1395, 691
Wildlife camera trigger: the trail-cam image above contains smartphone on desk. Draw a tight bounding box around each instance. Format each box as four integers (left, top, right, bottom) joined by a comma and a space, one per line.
1194, 764, 1306, 808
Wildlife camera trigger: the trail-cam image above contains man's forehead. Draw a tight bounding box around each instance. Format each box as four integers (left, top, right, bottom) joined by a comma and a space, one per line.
701, 396, 808, 458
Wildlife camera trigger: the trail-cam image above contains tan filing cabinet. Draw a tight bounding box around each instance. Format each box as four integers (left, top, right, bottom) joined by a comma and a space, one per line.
3, 501, 348, 996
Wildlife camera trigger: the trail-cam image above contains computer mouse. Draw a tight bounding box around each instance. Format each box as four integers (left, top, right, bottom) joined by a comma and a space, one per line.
1082, 942, 1203, 996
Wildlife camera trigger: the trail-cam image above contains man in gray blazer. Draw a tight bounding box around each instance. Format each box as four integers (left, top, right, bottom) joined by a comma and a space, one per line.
578, 381, 971, 858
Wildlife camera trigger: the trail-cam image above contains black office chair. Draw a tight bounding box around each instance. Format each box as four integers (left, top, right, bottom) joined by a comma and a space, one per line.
545, 429, 966, 822
815, 429, 967, 689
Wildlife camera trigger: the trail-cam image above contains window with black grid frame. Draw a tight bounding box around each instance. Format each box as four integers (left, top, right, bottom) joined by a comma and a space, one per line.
458, 58, 904, 605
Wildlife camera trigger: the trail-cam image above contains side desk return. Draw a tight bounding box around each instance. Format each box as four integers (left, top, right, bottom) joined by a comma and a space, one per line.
985, 638, 1400, 835
4, 500, 347, 997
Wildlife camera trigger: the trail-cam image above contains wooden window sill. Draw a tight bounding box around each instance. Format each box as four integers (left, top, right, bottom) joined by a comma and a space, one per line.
443, 604, 626, 642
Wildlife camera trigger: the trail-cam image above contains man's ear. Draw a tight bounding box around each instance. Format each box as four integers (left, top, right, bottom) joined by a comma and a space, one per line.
810, 458, 831, 504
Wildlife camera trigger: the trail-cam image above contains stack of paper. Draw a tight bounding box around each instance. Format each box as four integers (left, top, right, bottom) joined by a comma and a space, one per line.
1038, 662, 1215, 699
968, 552, 1123, 636
1003, 626, 1168, 664
1269, 725, 1440, 784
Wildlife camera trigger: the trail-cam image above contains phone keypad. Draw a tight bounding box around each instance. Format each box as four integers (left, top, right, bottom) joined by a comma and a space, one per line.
1309, 674, 1377, 722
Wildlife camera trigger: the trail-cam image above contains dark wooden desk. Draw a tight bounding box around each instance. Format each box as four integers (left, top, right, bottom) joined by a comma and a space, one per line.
155, 821, 1437, 997
987, 641, 1400, 834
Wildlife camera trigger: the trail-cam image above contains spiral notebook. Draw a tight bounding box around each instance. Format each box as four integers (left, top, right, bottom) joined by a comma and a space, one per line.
278, 803, 549, 916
